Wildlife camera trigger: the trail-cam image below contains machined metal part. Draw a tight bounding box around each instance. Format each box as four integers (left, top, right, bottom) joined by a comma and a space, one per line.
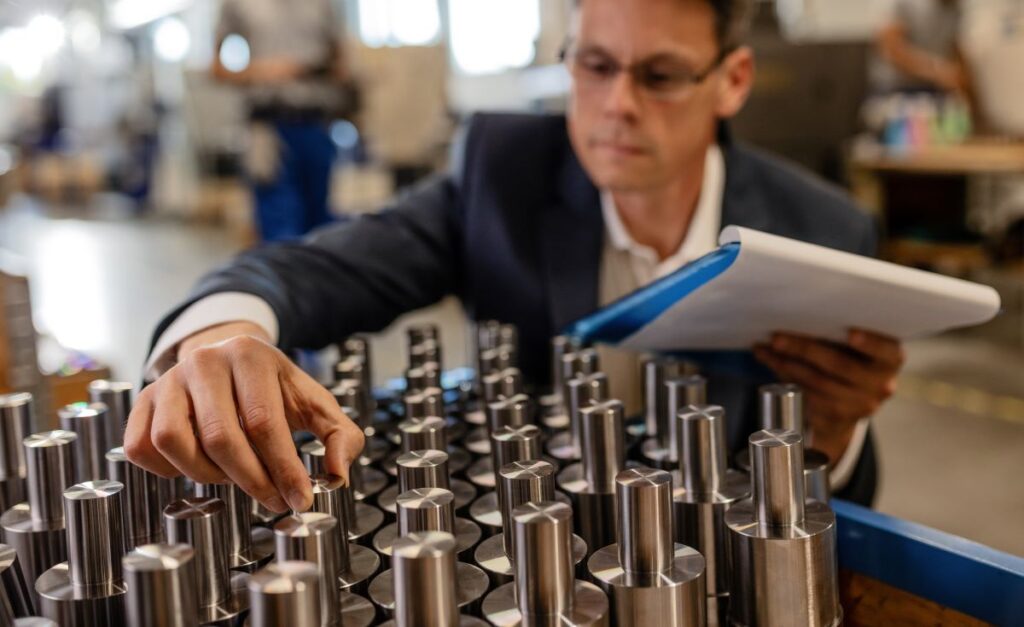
726, 430, 841, 627
672, 405, 749, 623
194, 483, 273, 573
466, 422, 543, 490
334, 358, 372, 411
407, 324, 440, 348
338, 335, 373, 389
123, 543, 199, 627
588, 468, 706, 626
403, 388, 445, 422
477, 345, 516, 379
2, 431, 75, 607
482, 501, 609, 626
369, 530, 489, 622
378, 450, 476, 517
405, 363, 442, 394
57, 402, 110, 483
106, 447, 179, 547
409, 340, 443, 370
274, 511, 379, 600
557, 400, 626, 555
88, 380, 132, 456
36, 480, 128, 627
543, 348, 599, 432
246, 560, 320, 627
547, 371, 608, 464
163, 497, 249, 625
1, 543, 34, 621
0, 393, 32, 513
309, 474, 383, 547
13, 617, 58, 625
481, 368, 523, 405
399, 416, 448, 453
373, 488, 480, 564
300, 439, 387, 502
641, 375, 707, 470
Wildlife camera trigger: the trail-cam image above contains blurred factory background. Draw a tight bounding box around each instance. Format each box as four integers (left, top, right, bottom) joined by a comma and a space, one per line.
0, 0, 1021, 557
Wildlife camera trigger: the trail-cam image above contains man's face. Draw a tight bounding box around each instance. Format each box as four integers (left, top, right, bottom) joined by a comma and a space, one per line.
566, 0, 748, 191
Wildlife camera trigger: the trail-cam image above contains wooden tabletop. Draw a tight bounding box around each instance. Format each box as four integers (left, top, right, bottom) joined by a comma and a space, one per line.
850, 139, 1024, 175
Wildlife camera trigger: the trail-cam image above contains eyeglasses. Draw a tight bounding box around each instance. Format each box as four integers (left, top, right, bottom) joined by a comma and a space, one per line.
559, 41, 731, 102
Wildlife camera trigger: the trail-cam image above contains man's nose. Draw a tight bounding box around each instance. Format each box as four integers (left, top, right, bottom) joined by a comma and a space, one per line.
602, 70, 642, 120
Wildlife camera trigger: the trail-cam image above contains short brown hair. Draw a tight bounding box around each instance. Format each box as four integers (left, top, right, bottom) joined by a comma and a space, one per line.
573, 0, 754, 51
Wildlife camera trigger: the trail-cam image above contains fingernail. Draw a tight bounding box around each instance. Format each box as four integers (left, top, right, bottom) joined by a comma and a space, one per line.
267, 495, 288, 513
287, 487, 310, 512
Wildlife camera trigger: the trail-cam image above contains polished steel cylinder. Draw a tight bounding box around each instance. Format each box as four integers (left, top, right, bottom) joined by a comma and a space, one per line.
331, 379, 370, 429
481, 368, 522, 404
25, 431, 76, 523
486, 394, 532, 434
392, 531, 459, 627
334, 358, 370, 405
403, 388, 445, 421
339, 335, 372, 382
567, 372, 609, 452
663, 375, 707, 457
64, 480, 127, 587
580, 400, 625, 493
195, 482, 273, 572
88, 380, 132, 451
617, 468, 672, 574
750, 430, 805, 527
309, 474, 353, 555
247, 561, 320, 627
0, 543, 34, 621
642, 358, 687, 437
106, 447, 169, 547
273, 513, 342, 622
491, 425, 542, 471
397, 450, 450, 493
406, 364, 442, 393
497, 460, 556, 559
758, 384, 804, 434
397, 488, 456, 536
0, 393, 32, 482
549, 336, 574, 398
399, 416, 447, 453
123, 543, 199, 627
407, 324, 440, 347
163, 497, 233, 608
478, 345, 516, 377
513, 501, 575, 615
409, 340, 443, 369
58, 403, 109, 482
679, 406, 729, 497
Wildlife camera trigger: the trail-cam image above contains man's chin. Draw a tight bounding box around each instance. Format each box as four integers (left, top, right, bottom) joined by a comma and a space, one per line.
588, 166, 660, 192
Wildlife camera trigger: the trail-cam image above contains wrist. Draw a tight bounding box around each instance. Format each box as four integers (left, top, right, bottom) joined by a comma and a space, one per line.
177, 321, 272, 361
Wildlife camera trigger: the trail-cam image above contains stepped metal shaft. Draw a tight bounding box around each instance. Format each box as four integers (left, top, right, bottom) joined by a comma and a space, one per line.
497, 460, 556, 559
663, 375, 707, 457
399, 417, 447, 453
491, 425, 542, 471
123, 543, 199, 627
398, 488, 456, 536
58, 403, 109, 482
397, 450, 451, 493
273, 513, 342, 623
486, 394, 532, 434
567, 373, 609, 451
247, 561, 320, 627
392, 531, 459, 627
106, 447, 170, 547
404, 389, 445, 421
88, 380, 132, 453
643, 359, 687, 438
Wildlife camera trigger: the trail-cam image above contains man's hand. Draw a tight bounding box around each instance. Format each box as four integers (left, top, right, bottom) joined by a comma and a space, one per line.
752, 329, 905, 464
125, 322, 364, 514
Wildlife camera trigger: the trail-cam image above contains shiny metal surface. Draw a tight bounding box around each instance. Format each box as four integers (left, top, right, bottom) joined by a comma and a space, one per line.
397, 450, 451, 493
0, 393, 32, 481
163, 498, 238, 611
566, 373, 609, 453
405, 363, 442, 393
397, 487, 455, 537
663, 375, 707, 460
497, 460, 556, 558
642, 358, 687, 438
331, 379, 371, 430
725, 430, 841, 627
409, 339, 443, 369
310, 473, 383, 546
0, 476, 26, 522
301, 439, 387, 502
473, 525, 587, 585
393, 531, 458, 627
273, 513, 345, 624
308, 475, 352, 559
482, 368, 523, 404
24, 431, 77, 523
478, 345, 516, 378
403, 388, 445, 421
486, 394, 532, 433
492, 425, 543, 472
758, 384, 804, 433
122, 543, 199, 627
57, 403, 109, 482
399, 416, 447, 453
195, 482, 273, 572
106, 447, 172, 547
803, 449, 832, 503
88, 380, 132, 454
247, 560, 320, 627
407, 324, 440, 347
0, 543, 34, 620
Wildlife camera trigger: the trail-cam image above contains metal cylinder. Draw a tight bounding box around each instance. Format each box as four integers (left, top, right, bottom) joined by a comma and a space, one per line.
273, 513, 342, 623
664, 375, 707, 458
409, 340, 443, 370
404, 389, 445, 421
25, 431, 76, 524
163, 497, 232, 608
123, 543, 199, 627
309, 474, 352, 555
64, 480, 127, 587
759, 384, 804, 434
486, 394, 532, 434
0, 543, 34, 621
0, 393, 32, 482
567, 373, 609, 452
679, 406, 728, 497
58, 403, 109, 482
642, 358, 686, 438
392, 531, 459, 627
331, 380, 370, 430
497, 460, 556, 559
617, 468, 673, 574
513, 501, 574, 616
88, 380, 132, 451
247, 561, 320, 627
478, 345, 516, 377
397, 450, 450, 493
750, 430, 805, 527
491, 425, 542, 471
408, 324, 440, 347
397, 488, 456, 536
481, 368, 522, 404
405, 364, 442, 394
580, 400, 625, 493
339, 335, 372, 384
399, 417, 447, 453
194, 482, 273, 572
549, 336, 574, 397
106, 447, 168, 547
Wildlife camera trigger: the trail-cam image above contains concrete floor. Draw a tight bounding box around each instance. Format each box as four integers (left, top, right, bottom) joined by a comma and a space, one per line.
1, 195, 1022, 557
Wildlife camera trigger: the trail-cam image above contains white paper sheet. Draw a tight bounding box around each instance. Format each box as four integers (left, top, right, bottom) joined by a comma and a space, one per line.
619, 226, 1003, 351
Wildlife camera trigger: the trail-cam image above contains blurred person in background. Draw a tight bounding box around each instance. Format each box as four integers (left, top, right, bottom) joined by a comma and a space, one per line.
212, 0, 351, 242
876, 0, 968, 95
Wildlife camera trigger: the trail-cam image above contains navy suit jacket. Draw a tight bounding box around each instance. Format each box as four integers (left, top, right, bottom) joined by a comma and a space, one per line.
150, 113, 879, 504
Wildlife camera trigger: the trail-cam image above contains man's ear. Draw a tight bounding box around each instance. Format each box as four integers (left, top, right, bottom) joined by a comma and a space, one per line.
714, 46, 755, 119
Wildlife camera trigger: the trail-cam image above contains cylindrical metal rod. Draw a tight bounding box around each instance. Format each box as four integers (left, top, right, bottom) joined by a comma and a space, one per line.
405, 364, 442, 394
123, 543, 199, 627
486, 394, 532, 434
482, 369, 522, 404
478, 345, 516, 377
497, 460, 556, 559
643, 359, 686, 437
491, 425, 542, 471
759, 384, 804, 434
512, 501, 575, 617
399, 417, 447, 453
57, 403, 109, 482
194, 482, 255, 561
397, 450, 450, 493
331, 379, 370, 429
392, 531, 459, 627
163, 497, 231, 608
247, 561, 321, 627
664, 375, 707, 456
403, 389, 445, 421
549, 337, 574, 397
107, 447, 168, 546
0, 393, 33, 481
0, 543, 34, 620
273, 513, 342, 623
579, 400, 625, 493
309, 474, 352, 560
409, 340, 443, 370
64, 480, 127, 587
88, 380, 132, 450
567, 373, 609, 451
616, 467, 673, 574
397, 488, 455, 536
750, 429, 806, 527
24, 431, 76, 523
339, 335, 372, 384
678, 406, 729, 497
407, 324, 440, 347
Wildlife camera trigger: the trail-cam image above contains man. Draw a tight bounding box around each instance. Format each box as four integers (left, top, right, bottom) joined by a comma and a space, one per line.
212, 0, 350, 241
127, 0, 903, 515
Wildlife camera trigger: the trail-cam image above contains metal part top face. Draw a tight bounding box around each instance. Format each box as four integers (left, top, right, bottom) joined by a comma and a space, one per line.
250, 560, 319, 593
163, 496, 224, 521
88, 380, 133, 394
0, 392, 33, 409
403, 388, 445, 419
392, 530, 457, 560
487, 394, 533, 431
310, 474, 344, 494
57, 401, 107, 421
499, 460, 555, 482
397, 449, 449, 469
397, 487, 455, 511
274, 512, 336, 538
64, 479, 123, 501
123, 543, 194, 572
758, 383, 804, 433
749, 429, 806, 528
400, 416, 446, 437
25, 430, 77, 449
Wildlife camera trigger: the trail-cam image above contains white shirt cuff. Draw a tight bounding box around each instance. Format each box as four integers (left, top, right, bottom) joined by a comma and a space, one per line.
827, 418, 870, 493
144, 292, 280, 381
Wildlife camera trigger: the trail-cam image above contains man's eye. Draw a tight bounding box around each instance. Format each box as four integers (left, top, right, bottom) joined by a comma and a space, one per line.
641, 68, 690, 90
581, 58, 617, 78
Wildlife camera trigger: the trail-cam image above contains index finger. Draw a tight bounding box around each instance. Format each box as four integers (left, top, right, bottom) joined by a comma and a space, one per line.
847, 329, 905, 368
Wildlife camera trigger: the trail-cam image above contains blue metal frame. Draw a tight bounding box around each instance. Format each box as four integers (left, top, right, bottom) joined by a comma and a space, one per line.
833, 499, 1024, 626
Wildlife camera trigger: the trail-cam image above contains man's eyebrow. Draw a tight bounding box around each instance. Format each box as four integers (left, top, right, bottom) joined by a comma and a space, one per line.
574, 42, 698, 66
